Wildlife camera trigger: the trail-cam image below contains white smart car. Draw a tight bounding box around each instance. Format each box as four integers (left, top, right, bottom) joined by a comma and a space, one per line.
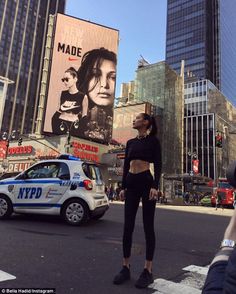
0, 155, 109, 225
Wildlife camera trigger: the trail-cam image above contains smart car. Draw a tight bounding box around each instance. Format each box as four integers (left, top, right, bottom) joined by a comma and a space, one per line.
0, 155, 109, 225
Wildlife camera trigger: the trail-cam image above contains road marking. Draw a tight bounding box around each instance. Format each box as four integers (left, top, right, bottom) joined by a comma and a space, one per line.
149, 278, 201, 293
183, 265, 209, 276
0, 270, 16, 282
149, 264, 209, 293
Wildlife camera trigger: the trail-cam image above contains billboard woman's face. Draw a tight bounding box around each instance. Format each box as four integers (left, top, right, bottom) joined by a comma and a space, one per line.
88, 59, 116, 107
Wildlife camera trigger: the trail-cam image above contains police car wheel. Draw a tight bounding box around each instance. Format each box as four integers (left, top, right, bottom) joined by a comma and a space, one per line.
0, 195, 13, 219
62, 199, 89, 225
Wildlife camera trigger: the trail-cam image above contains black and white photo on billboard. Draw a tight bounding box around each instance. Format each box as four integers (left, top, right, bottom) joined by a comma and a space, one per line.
51, 47, 117, 144
43, 13, 119, 145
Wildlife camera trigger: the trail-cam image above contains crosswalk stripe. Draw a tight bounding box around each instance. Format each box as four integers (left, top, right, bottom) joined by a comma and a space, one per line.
0, 270, 16, 282
183, 265, 209, 276
149, 264, 209, 293
149, 278, 201, 293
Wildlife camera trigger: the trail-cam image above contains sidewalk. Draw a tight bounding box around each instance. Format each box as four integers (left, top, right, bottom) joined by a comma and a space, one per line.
112, 201, 234, 217
156, 203, 234, 217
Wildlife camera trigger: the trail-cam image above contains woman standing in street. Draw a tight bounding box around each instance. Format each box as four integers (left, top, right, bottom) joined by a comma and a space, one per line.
113, 113, 162, 289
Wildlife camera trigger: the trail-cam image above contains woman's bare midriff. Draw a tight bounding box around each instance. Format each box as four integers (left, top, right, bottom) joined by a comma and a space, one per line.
129, 159, 150, 174
59, 112, 78, 122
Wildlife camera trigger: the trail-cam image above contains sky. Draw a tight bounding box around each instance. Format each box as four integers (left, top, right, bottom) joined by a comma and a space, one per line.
66, 0, 167, 97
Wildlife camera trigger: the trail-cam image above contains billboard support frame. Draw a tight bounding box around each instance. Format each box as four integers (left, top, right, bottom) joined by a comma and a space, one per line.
35, 14, 56, 135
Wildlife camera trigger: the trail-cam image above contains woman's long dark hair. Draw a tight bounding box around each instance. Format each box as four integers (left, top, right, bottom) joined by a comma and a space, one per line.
141, 113, 157, 136
77, 47, 117, 95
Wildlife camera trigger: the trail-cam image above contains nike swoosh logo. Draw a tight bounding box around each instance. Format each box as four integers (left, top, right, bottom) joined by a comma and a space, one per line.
68, 57, 78, 61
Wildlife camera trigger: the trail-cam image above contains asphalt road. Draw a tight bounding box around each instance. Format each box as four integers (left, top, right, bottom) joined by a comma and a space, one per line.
0, 203, 232, 294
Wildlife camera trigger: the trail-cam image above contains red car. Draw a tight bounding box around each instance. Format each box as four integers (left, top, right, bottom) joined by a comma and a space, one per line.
211, 178, 235, 207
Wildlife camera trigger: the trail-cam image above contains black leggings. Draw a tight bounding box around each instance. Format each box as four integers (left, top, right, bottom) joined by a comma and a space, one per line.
123, 170, 156, 261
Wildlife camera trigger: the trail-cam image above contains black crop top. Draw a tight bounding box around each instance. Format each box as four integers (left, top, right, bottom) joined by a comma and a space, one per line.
121, 135, 162, 189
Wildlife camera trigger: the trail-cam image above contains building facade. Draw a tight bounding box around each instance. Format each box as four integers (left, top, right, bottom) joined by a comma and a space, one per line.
0, 135, 109, 174
166, 0, 236, 105
117, 81, 135, 104
0, 0, 65, 135
184, 79, 236, 179
134, 61, 184, 175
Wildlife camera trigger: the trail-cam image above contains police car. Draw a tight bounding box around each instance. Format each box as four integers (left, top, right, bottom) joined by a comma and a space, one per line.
0, 155, 109, 225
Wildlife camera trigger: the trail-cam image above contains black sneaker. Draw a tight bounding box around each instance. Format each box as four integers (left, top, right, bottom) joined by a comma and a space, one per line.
113, 266, 130, 285
135, 269, 154, 289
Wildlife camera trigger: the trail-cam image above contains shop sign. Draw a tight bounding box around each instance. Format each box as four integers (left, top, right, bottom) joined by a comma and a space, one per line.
0, 141, 7, 159
8, 145, 33, 155
8, 162, 32, 172
35, 148, 59, 160
71, 141, 99, 162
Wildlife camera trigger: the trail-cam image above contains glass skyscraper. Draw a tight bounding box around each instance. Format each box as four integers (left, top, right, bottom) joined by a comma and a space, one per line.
184, 79, 236, 179
166, 0, 236, 105
0, 0, 65, 135
135, 61, 184, 175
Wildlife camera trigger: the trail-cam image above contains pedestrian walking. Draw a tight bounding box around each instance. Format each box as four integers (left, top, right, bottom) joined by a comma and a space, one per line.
216, 193, 224, 210
233, 190, 236, 209
184, 191, 190, 204
116, 186, 122, 201
108, 186, 115, 202
113, 113, 162, 289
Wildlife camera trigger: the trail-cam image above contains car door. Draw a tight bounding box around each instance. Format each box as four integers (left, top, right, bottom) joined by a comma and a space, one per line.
13, 161, 70, 211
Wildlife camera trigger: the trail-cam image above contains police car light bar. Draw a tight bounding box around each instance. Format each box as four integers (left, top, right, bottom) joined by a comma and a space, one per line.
58, 154, 81, 161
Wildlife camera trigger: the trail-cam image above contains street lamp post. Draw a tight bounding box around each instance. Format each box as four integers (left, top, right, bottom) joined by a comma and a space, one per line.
60, 120, 79, 153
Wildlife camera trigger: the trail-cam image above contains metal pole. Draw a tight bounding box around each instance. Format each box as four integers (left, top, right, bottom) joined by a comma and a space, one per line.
5, 140, 9, 159
66, 133, 71, 154
180, 60, 185, 174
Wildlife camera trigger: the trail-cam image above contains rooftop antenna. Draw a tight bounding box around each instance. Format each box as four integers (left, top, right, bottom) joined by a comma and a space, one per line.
138, 55, 150, 68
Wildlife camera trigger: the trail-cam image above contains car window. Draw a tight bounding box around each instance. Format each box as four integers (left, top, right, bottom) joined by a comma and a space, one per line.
58, 163, 70, 180
93, 166, 102, 183
26, 163, 60, 179
218, 182, 232, 189
82, 163, 103, 184
89, 166, 97, 180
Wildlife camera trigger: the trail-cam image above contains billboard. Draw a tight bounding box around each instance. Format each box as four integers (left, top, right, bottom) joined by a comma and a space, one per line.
112, 103, 152, 145
43, 14, 119, 144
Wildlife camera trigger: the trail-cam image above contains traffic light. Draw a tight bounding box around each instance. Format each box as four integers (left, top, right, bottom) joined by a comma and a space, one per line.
18, 137, 23, 146
216, 133, 222, 148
